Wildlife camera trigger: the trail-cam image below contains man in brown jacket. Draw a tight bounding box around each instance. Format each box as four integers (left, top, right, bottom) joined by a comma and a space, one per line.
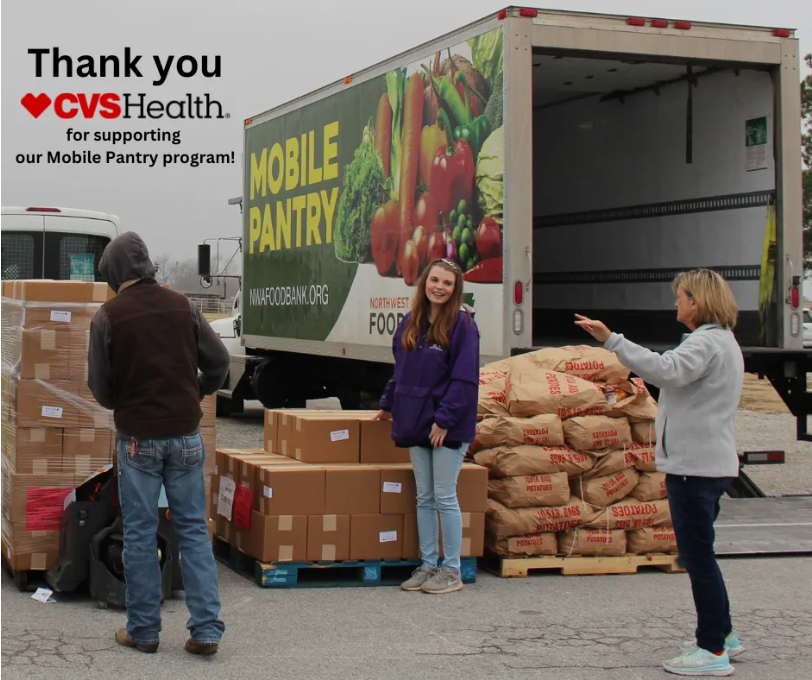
88, 232, 229, 655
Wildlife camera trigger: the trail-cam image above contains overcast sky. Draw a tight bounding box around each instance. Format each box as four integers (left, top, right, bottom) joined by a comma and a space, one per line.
2, 0, 810, 265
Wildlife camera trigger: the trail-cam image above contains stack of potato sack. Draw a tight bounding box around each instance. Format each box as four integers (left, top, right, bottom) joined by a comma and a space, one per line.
474, 346, 676, 558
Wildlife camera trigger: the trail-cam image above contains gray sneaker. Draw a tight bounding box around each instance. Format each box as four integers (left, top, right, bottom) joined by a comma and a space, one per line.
401, 565, 436, 591
421, 565, 464, 594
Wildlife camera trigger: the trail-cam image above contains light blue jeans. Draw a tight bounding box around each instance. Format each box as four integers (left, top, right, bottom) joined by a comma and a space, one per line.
409, 443, 468, 571
116, 433, 224, 645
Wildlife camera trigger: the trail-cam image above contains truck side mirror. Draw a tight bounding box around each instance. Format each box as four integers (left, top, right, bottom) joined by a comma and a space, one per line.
198, 244, 211, 277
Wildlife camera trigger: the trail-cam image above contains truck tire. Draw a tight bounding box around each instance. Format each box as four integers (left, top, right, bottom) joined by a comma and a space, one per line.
251, 358, 308, 410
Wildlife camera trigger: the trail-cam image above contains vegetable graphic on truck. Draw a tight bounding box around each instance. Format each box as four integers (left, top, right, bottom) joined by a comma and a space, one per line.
244, 28, 505, 349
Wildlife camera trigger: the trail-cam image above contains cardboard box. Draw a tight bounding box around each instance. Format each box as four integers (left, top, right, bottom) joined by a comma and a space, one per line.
2, 473, 77, 527
201, 426, 216, 478
258, 465, 325, 516
79, 384, 115, 429
272, 409, 327, 455
307, 514, 350, 561
19, 329, 80, 380
1, 525, 60, 571
214, 448, 268, 477
200, 395, 216, 428
19, 304, 99, 332
323, 465, 380, 515
360, 419, 410, 464
440, 512, 486, 558
1, 427, 63, 474
378, 464, 417, 514
350, 514, 404, 560
403, 512, 486, 559
63, 428, 113, 480
238, 454, 296, 487
15, 379, 84, 429
283, 414, 361, 463
247, 511, 307, 562
15, 280, 112, 304
458, 463, 489, 512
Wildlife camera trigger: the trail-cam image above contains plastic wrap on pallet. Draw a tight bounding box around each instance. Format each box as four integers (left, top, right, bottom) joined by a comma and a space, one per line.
1, 282, 115, 569
2, 288, 116, 480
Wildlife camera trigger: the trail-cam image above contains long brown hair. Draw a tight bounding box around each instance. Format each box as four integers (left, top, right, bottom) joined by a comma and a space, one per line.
402, 259, 467, 351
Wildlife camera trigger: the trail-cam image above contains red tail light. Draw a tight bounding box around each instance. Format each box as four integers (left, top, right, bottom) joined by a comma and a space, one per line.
674, 21, 692, 30
497, 9, 508, 20
774, 29, 791, 38
651, 19, 669, 28
514, 281, 524, 305
26, 207, 61, 212
627, 17, 646, 26
792, 286, 800, 309
519, 8, 538, 17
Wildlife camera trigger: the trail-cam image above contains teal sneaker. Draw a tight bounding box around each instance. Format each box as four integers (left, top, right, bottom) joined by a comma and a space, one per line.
681, 633, 745, 659
663, 646, 734, 676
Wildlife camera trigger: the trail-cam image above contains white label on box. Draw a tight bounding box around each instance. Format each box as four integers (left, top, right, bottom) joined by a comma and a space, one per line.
50, 310, 72, 323
383, 482, 402, 494
264, 486, 273, 498
330, 429, 350, 442
217, 477, 236, 521
42, 406, 63, 419
379, 531, 398, 543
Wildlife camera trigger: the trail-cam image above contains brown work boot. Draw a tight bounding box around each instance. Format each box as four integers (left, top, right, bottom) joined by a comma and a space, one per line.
185, 639, 219, 655
115, 627, 159, 653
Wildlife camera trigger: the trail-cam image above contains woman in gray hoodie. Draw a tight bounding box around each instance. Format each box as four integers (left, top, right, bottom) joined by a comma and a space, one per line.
576, 269, 744, 678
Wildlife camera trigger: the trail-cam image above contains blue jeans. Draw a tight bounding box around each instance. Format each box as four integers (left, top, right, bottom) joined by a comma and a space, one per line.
666, 474, 733, 654
409, 444, 467, 571
116, 433, 224, 645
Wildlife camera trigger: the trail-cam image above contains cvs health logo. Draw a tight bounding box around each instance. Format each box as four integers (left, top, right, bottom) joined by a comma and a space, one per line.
21, 92, 120, 119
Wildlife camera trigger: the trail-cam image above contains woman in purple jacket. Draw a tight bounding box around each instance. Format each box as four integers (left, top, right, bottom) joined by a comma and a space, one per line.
375, 258, 480, 594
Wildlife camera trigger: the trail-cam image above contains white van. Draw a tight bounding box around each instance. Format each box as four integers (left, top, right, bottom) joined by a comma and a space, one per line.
1, 207, 120, 282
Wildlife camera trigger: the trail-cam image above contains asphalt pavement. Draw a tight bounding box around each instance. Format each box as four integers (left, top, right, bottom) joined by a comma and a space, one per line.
2, 555, 810, 679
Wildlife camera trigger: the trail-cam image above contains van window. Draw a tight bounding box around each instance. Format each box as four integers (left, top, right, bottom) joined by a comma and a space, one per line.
1, 233, 37, 279
57, 234, 109, 282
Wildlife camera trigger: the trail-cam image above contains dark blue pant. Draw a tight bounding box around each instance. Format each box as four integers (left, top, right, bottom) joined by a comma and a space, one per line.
665, 474, 733, 654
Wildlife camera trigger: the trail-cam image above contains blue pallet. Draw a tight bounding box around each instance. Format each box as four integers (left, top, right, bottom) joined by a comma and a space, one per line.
213, 536, 477, 588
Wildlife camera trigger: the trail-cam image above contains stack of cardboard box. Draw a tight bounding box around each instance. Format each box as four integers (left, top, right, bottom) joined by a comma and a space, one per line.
1, 280, 218, 572
210, 410, 488, 564
1, 280, 115, 571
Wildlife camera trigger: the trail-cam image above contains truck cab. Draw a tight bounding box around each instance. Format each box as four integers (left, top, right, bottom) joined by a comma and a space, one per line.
209, 289, 244, 355
1, 206, 120, 282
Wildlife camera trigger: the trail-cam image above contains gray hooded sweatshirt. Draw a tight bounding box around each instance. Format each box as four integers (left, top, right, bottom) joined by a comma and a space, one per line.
88, 232, 230, 428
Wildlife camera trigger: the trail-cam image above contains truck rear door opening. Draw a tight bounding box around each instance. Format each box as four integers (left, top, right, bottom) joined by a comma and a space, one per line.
530, 53, 777, 349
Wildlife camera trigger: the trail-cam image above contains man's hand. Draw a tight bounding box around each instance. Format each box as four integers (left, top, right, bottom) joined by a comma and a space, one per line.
430, 423, 448, 448
373, 410, 392, 421
575, 314, 612, 343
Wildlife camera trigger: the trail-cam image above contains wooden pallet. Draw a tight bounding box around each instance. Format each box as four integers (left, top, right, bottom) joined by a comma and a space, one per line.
213, 535, 478, 588
484, 552, 684, 578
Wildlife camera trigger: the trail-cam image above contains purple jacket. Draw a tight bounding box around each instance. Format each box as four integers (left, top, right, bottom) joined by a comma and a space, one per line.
379, 308, 480, 447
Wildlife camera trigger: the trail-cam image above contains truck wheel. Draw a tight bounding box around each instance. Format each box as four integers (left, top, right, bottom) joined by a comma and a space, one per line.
216, 395, 233, 417
252, 358, 307, 410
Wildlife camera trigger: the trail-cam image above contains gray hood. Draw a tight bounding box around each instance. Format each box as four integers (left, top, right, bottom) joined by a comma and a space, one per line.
99, 231, 156, 293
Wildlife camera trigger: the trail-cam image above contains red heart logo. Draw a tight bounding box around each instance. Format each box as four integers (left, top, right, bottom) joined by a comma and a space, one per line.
21, 93, 51, 118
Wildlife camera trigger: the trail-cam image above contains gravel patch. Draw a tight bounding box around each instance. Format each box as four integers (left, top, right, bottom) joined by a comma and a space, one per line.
215, 402, 265, 450
216, 404, 812, 497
